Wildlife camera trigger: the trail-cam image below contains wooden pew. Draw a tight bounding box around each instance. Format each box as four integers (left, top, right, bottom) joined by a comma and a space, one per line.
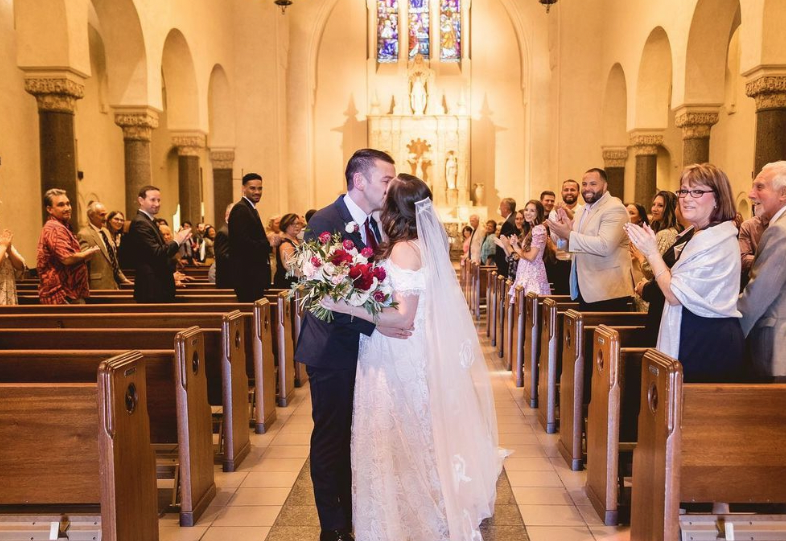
17, 293, 240, 305
0, 333, 215, 527
486, 271, 498, 341
291, 287, 308, 387
510, 286, 525, 387
474, 264, 494, 322
0, 300, 278, 434
0, 324, 250, 472
585, 325, 649, 525
502, 279, 515, 369
0, 352, 159, 540
536, 297, 579, 433
522, 293, 575, 408
266, 291, 296, 406
558, 310, 648, 470
495, 274, 507, 358
630, 351, 786, 541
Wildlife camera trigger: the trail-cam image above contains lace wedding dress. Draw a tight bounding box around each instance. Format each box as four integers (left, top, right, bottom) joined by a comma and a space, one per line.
351, 200, 504, 541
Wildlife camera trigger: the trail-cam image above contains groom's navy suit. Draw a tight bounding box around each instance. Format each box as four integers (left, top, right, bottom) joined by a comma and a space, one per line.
295, 196, 377, 532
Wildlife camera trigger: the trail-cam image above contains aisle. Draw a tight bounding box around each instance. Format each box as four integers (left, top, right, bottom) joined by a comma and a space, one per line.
159, 321, 630, 541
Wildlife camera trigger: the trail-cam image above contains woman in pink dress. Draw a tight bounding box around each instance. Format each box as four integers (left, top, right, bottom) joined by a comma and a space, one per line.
496, 200, 552, 300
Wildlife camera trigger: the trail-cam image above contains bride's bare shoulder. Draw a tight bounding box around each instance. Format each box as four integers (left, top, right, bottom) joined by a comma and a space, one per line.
389, 240, 422, 271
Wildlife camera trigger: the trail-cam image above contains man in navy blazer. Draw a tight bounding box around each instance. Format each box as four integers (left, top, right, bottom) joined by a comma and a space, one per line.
296, 149, 411, 541
228, 173, 271, 302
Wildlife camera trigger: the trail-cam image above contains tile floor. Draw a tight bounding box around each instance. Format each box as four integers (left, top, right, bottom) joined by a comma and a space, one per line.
159, 318, 631, 541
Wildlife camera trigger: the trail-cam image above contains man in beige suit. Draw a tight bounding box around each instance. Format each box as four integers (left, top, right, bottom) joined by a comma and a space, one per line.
738, 161, 786, 380
547, 168, 633, 311
77, 201, 130, 290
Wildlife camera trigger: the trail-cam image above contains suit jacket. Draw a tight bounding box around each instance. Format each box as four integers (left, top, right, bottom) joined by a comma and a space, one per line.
738, 208, 786, 377
569, 191, 634, 303
77, 225, 127, 290
228, 198, 271, 302
295, 195, 376, 371
214, 224, 232, 289
495, 213, 517, 276
125, 211, 180, 303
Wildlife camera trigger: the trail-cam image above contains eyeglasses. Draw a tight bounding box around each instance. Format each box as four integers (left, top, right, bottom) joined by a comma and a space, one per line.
676, 189, 714, 199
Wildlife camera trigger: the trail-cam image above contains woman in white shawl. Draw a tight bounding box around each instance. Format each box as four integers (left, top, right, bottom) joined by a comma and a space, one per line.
625, 164, 744, 382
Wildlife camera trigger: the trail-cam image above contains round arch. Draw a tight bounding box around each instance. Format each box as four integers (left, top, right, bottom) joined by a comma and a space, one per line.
634, 27, 673, 130
208, 64, 236, 148
759, 0, 786, 66
602, 63, 628, 145
161, 29, 200, 129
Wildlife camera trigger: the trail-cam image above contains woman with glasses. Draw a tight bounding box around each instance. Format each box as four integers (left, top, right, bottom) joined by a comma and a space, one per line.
625, 164, 744, 382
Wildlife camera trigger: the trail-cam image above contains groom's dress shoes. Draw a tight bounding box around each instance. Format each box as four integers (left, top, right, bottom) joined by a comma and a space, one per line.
320, 530, 354, 541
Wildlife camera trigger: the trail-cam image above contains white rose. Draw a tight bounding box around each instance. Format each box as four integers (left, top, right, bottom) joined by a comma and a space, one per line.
345, 221, 358, 234
348, 288, 371, 307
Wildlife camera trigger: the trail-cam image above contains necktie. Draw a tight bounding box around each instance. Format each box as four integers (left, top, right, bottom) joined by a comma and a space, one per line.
99, 229, 120, 279
364, 217, 379, 252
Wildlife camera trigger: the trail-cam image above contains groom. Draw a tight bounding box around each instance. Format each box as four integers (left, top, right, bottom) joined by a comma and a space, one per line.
296, 149, 412, 541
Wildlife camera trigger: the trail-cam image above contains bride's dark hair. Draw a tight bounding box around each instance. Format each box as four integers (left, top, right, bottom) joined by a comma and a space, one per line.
377, 173, 432, 260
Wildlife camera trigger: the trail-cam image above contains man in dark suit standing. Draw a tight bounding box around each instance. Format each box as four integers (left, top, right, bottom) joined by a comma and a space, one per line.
125, 185, 190, 303
228, 173, 271, 302
494, 197, 517, 277
295, 149, 411, 541
214, 203, 233, 289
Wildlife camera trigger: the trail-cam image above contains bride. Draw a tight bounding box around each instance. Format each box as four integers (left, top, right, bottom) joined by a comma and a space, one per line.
322, 174, 505, 541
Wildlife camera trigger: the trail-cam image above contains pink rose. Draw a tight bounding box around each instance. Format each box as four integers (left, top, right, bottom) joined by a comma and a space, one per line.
372, 290, 386, 303
319, 231, 332, 244
372, 266, 387, 281
310, 256, 323, 268
361, 247, 374, 258
343, 239, 355, 251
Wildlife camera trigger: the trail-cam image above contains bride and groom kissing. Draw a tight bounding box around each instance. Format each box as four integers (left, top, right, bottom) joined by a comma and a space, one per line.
295, 149, 505, 541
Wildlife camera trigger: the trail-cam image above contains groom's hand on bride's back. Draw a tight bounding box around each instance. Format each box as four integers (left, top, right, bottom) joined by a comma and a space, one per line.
376, 325, 414, 340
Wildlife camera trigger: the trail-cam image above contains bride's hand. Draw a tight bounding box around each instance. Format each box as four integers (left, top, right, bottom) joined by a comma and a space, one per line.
376, 325, 414, 340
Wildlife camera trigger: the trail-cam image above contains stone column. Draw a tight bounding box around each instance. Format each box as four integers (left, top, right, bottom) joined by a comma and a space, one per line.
601, 147, 628, 200
24, 74, 84, 222
210, 149, 235, 226
674, 108, 719, 167
629, 132, 663, 207
172, 133, 205, 225
114, 109, 159, 217
746, 74, 786, 174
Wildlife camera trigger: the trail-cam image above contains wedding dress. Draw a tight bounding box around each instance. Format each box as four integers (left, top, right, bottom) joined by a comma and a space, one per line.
352, 199, 504, 541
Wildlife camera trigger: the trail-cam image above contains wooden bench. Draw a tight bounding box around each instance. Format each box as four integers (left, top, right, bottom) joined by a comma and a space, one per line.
0, 332, 215, 527
501, 279, 514, 368
0, 324, 250, 472
558, 310, 648, 470
495, 274, 507, 358
265, 291, 296, 407
17, 293, 240, 305
0, 300, 278, 434
0, 352, 159, 540
510, 286, 526, 387
536, 296, 579, 433
630, 351, 786, 541
585, 325, 649, 525
486, 271, 498, 341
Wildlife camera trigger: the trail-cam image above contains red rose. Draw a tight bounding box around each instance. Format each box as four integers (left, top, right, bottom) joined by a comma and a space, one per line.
310, 256, 322, 267
361, 247, 374, 258
330, 249, 353, 266
343, 239, 355, 251
372, 266, 387, 281
319, 231, 332, 244
372, 290, 386, 303
349, 264, 375, 290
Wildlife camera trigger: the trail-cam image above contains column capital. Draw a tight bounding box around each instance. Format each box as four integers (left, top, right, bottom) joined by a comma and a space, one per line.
601, 146, 628, 168
209, 148, 235, 170
628, 131, 664, 156
171, 132, 206, 157
745, 74, 786, 110
23, 73, 85, 113
673, 107, 720, 139
114, 108, 160, 142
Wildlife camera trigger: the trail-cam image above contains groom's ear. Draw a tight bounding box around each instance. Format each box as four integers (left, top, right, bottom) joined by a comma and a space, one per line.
352, 172, 366, 192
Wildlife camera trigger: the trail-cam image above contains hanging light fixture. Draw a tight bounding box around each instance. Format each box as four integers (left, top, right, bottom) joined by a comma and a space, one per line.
274, 0, 292, 14
539, 0, 558, 13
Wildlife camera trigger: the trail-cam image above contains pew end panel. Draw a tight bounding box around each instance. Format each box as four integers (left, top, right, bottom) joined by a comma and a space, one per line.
291, 288, 308, 387
219, 311, 252, 472
522, 292, 540, 408
503, 279, 515, 370
252, 299, 277, 434
512, 286, 526, 388
495, 275, 506, 358
487, 271, 497, 341
266, 292, 296, 407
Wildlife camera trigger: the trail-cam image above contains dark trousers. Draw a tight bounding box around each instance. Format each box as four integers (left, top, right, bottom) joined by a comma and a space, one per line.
548, 259, 572, 295
577, 293, 632, 312
307, 364, 356, 531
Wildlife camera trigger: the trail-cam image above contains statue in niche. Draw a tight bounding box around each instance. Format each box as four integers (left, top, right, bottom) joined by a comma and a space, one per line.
408, 54, 433, 116
445, 151, 458, 190
406, 138, 432, 187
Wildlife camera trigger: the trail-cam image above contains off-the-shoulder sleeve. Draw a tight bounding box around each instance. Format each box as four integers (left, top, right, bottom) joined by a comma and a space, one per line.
531, 224, 547, 249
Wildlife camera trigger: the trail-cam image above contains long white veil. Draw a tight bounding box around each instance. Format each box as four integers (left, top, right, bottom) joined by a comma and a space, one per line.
415, 198, 505, 540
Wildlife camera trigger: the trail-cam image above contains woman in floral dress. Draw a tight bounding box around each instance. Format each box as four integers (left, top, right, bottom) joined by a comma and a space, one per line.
496, 200, 552, 300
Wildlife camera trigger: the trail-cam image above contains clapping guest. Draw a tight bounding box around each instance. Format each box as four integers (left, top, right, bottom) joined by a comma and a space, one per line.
203, 225, 216, 260
480, 220, 498, 266
273, 213, 303, 289
625, 163, 743, 382
77, 201, 130, 290
497, 200, 552, 300
0, 227, 26, 305
626, 203, 649, 226
738, 203, 768, 289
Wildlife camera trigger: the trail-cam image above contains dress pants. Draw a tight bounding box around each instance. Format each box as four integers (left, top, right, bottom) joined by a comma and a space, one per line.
307, 364, 356, 531
576, 292, 632, 312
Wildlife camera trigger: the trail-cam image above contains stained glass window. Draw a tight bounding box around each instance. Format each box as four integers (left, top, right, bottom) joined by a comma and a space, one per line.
408, 0, 430, 60
439, 0, 461, 62
377, 0, 400, 63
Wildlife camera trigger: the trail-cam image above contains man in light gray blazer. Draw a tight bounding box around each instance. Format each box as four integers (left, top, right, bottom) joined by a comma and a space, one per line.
739, 161, 786, 380
77, 201, 130, 290
547, 168, 633, 311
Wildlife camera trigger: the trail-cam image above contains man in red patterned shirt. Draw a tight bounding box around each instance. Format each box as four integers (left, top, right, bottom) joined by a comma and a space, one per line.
36, 189, 99, 304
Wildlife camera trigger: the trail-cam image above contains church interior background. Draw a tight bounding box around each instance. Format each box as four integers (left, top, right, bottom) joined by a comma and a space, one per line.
1, 0, 785, 259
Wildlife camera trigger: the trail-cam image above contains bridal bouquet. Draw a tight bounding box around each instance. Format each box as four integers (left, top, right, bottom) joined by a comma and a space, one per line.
287, 231, 396, 322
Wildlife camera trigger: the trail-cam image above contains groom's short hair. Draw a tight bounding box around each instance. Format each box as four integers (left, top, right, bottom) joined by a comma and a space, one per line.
345, 149, 395, 190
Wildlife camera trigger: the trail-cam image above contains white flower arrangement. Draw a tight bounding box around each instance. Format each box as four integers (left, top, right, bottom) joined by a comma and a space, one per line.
345, 221, 360, 234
